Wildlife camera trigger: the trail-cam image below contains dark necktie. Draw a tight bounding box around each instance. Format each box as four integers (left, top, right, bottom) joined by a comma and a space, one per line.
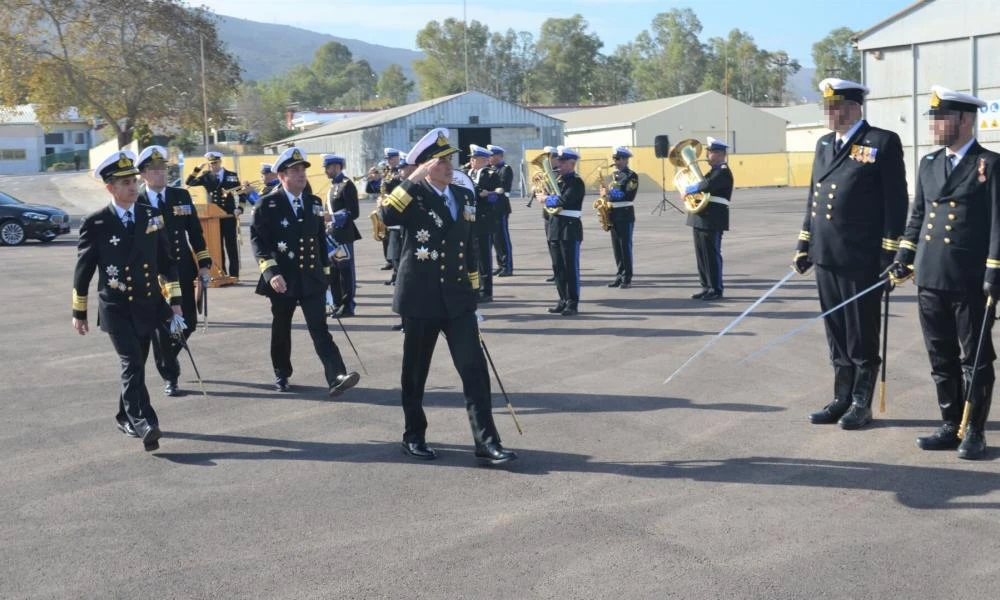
945, 154, 955, 177
123, 210, 134, 234
153, 191, 161, 209
293, 197, 303, 220
834, 138, 843, 154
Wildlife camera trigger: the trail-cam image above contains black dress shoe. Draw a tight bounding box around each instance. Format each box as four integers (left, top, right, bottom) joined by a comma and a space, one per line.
958, 428, 987, 460
401, 441, 437, 460
916, 423, 961, 450
691, 290, 709, 299
380, 263, 394, 271
607, 279, 621, 288
142, 426, 161, 452
116, 419, 139, 438
391, 323, 405, 331
497, 271, 513, 278
838, 403, 873, 430
383, 279, 395, 286
545, 275, 556, 283
335, 307, 355, 318
329, 371, 360, 397
561, 305, 578, 316
809, 399, 852, 424
493, 267, 504, 276
475, 442, 517, 465
274, 377, 290, 392
619, 281, 631, 289
478, 295, 493, 303
164, 380, 180, 397
547, 302, 566, 314
701, 290, 723, 301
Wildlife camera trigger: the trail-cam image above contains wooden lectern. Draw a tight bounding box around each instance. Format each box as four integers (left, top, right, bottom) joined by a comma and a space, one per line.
197, 203, 239, 287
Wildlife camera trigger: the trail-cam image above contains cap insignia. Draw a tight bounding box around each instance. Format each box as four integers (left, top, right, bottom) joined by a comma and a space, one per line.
930, 90, 941, 109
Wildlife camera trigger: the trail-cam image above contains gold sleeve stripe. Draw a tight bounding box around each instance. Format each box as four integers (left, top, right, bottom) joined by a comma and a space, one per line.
166, 282, 181, 297
900, 240, 918, 251
881, 238, 900, 251
385, 187, 412, 212
324, 266, 330, 275
258, 258, 278, 273
72, 290, 87, 311
987, 258, 1000, 269
797, 231, 811, 242
469, 271, 480, 290
196, 250, 211, 261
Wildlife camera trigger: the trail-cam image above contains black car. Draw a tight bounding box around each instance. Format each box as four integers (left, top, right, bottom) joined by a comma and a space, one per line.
0, 190, 71, 245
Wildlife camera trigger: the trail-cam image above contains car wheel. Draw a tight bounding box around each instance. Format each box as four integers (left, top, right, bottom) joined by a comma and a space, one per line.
0, 220, 26, 246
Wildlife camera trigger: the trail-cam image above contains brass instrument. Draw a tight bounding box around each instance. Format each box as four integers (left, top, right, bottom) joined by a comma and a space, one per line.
668, 139, 711, 214
594, 167, 612, 232
529, 153, 562, 215
221, 180, 261, 196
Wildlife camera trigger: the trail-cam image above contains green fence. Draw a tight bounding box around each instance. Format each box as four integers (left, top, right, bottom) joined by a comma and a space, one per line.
41, 150, 89, 172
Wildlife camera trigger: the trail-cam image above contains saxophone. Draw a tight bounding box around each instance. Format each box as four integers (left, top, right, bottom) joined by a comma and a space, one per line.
594, 167, 612, 232
370, 168, 389, 241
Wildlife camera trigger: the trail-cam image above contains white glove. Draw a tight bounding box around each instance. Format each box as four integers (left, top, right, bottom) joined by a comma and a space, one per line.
169, 313, 187, 337
475, 309, 485, 322
325, 290, 334, 307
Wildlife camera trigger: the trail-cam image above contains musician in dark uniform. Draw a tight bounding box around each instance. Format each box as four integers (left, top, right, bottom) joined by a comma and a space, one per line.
136, 145, 212, 397
322, 153, 362, 317
469, 144, 500, 302
684, 137, 733, 300
185, 151, 246, 278
537, 146, 585, 316
250, 147, 361, 396
890, 86, 1000, 460
260, 163, 280, 195
541, 146, 559, 283
602, 146, 639, 289
381, 148, 404, 273
72, 150, 183, 452
792, 78, 909, 430
380, 127, 517, 465
488, 145, 515, 277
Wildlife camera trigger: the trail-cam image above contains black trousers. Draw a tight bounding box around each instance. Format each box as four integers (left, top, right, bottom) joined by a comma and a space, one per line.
108, 324, 157, 436
917, 287, 996, 385
610, 219, 634, 282
219, 217, 239, 277
399, 311, 500, 446
269, 292, 346, 384
544, 217, 557, 278
815, 264, 882, 371
551, 239, 581, 303
493, 214, 513, 273
477, 231, 494, 295
382, 235, 390, 264
328, 242, 356, 311
692, 227, 723, 293
151, 269, 198, 382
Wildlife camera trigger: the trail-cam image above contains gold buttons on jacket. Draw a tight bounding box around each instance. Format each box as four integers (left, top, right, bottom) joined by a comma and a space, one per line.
948, 214, 956, 220
927, 224, 934, 230
813, 202, 818, 207
831, 184, 837, 190
812, 212, 817, 217
440, 278, 445, 283
826, 215, 832, 220
949, 201, 957, 208
458, 265, 464, 271
826, 204, 832, 210
458, 253, 464, 258
929, 212, 936, 218
459, 242, 464, 247
944, 238, 952, 244
932, 201, 939, 208
828, 193, 834, 199
926, 235, 932, 241
945, 225, 953, 231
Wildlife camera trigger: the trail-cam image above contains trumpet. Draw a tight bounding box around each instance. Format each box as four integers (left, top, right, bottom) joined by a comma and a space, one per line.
221, 180, 261, 195
594, 167, 612, 232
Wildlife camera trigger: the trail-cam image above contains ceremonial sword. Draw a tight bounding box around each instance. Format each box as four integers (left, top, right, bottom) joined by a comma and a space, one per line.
175, 333, 208, 398
478, 331, 524, 435
958, 297, 995, 439
326, 307, 368, 376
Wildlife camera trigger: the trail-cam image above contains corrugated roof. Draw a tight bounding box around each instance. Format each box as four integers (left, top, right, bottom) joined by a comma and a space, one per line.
762, 104, 825, 127
0, 105, 38, 125
853, 0, 933, 42
271, 92, 468, 145
558, 92, 711, 131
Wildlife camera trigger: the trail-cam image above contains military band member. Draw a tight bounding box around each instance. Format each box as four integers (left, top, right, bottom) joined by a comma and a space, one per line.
390, 153, 417, 332
185, 151, 246, 278
537, 146, 585, 316
602, 146, 639, 289
488, 144, 515, 277
322, 153, 362, 317
542, 145, 559, 284
136, 145, 212, 397
380, 128, 517, 465
260, 163, 280, 196
381, 148, 404, 272
72, 150, 183, 451
793, 78, 909, 430
469, 144, 500, 302
890, 86, 1000, 460
251, 147, 361, 396
685, 137, 733, 300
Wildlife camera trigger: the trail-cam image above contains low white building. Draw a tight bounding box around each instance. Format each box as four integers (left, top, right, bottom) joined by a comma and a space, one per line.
0, 105, 93, 174
763, 104, 831, 152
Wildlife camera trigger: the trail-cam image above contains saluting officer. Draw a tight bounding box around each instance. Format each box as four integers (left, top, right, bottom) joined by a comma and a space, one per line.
602, 146, 639, 289
72, 150, 183, 452
792, 78, 909, 430
185, 151, 246, 278
469, 144, 500, 302
380, 127, 517, 465
488, 144, 515, 277
136, 145, 212, 397
538, 146, 585, 316
891, 86, 1000, 460
322, 153, 362, 317
685, 137, 733, 300
251, 147, 361, 396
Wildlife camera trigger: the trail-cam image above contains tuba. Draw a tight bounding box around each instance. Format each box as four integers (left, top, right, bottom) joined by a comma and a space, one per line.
668, 139, 712, 214
530, 153, 562, 215
594, 167, 612, 232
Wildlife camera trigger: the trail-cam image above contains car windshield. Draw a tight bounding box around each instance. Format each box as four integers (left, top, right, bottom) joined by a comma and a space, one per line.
0, 191, 25, 206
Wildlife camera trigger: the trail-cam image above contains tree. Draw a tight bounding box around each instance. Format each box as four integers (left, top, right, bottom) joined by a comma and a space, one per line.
0, 0, 241, 147
703, 30, 800, 105
812, 27, 860, 86
376, 64, 414, 107
233, 80, 289, 145
533, 15, 603, 104
630, 9, 706, 100
591, 46, 634, 104
413, 18, 491, 98
481, 30, 538, 103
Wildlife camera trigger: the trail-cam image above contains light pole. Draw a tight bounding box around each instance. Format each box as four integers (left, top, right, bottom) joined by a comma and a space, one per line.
200, 34, 209, 151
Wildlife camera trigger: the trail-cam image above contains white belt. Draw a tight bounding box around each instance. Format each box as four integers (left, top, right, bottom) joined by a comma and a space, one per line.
558, 210, 582, 218
388, 225, 401, 230
708, 196, 730, 206
610, 201, 634, 208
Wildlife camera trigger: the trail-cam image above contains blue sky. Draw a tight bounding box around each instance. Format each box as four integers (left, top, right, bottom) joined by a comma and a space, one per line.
203, 0, 915, 67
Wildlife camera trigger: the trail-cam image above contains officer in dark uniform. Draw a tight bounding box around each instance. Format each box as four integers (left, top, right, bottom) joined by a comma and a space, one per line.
538, 146, 585, 316
488, 144, 515, 277
185, 151, 246, 278
322, 153, 362, 317
469, 144, 500, 302
380, 127, 517, 465
251, 147, 361, 396
136, 145, 212, 397
260, 163, 280, 196
793, 78, 909, 430
890, 86, 1000, 460
602, 146, 639, 289
685, 137, 733, 300
72, 150, 182, 452
381, 148, 404, 274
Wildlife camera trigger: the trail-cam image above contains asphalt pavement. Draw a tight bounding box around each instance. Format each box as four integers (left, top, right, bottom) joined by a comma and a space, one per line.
1, 174, 998, 599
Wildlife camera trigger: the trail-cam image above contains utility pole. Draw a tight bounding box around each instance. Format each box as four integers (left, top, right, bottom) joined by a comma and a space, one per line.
463, 0, 470, 92
200, 34, 209, 150
724, 41, 730, 150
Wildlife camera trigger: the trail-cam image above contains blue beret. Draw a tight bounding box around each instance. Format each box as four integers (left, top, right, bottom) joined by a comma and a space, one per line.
322, 153, 345, 167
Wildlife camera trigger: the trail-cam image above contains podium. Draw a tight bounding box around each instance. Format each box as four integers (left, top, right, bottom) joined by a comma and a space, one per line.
197, 203, 239, 288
